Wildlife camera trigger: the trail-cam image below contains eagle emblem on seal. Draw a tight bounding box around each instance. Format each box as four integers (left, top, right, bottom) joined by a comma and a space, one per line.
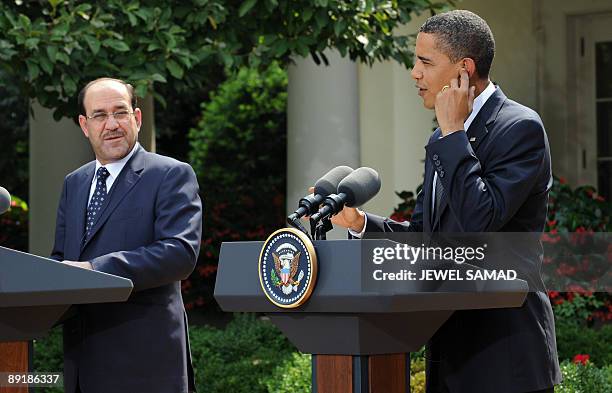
271, 244, 305, 295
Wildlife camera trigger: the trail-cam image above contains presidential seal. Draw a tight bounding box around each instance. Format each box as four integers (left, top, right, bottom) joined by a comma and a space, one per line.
258, 227, 318, 308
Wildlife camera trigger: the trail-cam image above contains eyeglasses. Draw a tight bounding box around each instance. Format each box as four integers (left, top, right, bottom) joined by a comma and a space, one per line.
86, 110, 134, 124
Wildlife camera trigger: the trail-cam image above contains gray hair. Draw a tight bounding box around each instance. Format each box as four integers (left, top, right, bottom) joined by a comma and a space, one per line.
419, 10, 495, 78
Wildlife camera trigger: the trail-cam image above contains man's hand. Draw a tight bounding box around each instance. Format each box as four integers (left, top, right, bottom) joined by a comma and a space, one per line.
435, 69, 475, 136
306, 187, 366, 233
63, 261, 93, 270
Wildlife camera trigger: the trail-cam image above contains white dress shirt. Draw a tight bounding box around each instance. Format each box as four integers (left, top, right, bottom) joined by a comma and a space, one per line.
88, 142, 139, 203
350, 81, 497, 237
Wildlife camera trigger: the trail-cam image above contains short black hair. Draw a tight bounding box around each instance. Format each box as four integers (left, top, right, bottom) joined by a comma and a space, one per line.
78, 77, 137, 116
419, 10, 495, 78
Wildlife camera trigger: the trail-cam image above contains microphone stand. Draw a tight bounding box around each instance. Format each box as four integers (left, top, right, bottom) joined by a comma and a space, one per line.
310, 215, 333, 240
287, 215, 314, 241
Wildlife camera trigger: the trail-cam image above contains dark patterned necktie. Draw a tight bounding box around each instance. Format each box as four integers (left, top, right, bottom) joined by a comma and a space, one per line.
434, 173, 445, 223
85, 167, 110, 238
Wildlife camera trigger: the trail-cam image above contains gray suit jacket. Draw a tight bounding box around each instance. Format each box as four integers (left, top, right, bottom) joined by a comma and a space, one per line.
364, 88, 561, 393
51, 145, 202, 393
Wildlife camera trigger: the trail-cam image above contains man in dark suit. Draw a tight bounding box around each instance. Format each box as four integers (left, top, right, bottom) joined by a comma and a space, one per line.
332, 10, 561, 393
51, 77, 202, 393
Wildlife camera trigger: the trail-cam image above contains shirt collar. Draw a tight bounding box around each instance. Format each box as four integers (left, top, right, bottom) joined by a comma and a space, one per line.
464, 81, 496, 131
94, 142, 139, 180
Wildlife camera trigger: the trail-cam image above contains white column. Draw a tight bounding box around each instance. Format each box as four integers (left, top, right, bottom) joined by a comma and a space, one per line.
29, 102, 93, 256
287, 51, 360, 239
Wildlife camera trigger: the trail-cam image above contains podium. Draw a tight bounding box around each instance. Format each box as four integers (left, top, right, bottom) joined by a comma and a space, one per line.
0, 246, 132, 391
215, 239, 528, 393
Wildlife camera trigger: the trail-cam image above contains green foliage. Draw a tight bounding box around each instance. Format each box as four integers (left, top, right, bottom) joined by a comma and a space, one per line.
264, 352, 311, 393
555, 321, 612, 367
189, 313, 297, 393
390, 185, 423, 222
0, 70, 28, 200
0, 195, 28, 251
552, 293, 605, 324
410, 356, 426, 393
186, 62, 287, 311
30, 317, 612, 393
556, 360, 612, 393
33, 314, 301, 393
32, 327, 63, 393
0, 0, 453, 120
547, 176, 610, 232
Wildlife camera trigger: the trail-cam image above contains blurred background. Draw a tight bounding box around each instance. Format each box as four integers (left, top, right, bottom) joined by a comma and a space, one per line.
0, 1, 610, 392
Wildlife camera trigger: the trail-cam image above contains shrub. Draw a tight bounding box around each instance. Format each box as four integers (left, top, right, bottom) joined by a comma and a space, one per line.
187, 62, 287, 311
32, 327, 63, 393
189, 313, 295, 392
556, 360, 612, 393
546, 176, 610, 232
0, 195, 28, 251
31, 317, 612, 393
0, 70, 29, 200
555, 321, 612, 366
264, 352, 311, 393
411, 356, 426, 393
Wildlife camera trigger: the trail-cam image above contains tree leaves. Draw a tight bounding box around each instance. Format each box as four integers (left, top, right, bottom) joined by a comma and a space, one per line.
166, 59, 184, 79
0, 0, 451, 120
238, 0, 257, 17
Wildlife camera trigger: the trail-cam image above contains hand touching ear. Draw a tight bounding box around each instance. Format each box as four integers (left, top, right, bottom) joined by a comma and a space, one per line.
435, 69, 476, 137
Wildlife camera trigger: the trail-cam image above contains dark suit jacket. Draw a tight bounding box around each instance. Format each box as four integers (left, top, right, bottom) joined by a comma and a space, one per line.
364, 87, 561, 393
51, 145, 202, 393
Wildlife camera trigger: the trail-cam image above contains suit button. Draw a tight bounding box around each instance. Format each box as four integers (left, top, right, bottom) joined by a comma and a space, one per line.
435, 160, 441, 166
439, 171, 445, 178
433, 154, 439, 160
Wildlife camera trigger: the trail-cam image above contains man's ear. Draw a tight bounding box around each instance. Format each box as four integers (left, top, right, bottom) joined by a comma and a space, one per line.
461, 58, 477, 79
78, 115, 90, 138
134, 108, 142, 131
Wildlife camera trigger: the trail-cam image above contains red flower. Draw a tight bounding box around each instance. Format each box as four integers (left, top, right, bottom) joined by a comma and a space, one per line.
559, 177, 567, 185
548, 290, 559, 299
541, 233, 561, 244
572, 354, 590, 365
197, 265, 218, 278
556, 263, 577, 276
566, 284, 588, 294
390, 212, 407, 222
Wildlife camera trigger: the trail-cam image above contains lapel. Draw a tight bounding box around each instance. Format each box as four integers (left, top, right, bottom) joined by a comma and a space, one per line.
80, 146, 146, 253
431, 86, 507, 231
74, 162, 96, 253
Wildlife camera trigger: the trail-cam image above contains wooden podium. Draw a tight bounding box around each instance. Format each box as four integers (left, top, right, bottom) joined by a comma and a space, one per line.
0, 342, 28, 393
215, 239, 528, 393
0, 246, 132, 392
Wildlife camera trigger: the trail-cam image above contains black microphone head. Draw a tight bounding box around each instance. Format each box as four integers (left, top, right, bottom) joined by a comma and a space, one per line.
0, 187, 11, 214
314, 165, 354, 196
337, 167, 381, 207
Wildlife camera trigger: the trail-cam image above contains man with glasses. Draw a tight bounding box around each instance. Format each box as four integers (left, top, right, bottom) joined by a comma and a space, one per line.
51, 77, 202, 393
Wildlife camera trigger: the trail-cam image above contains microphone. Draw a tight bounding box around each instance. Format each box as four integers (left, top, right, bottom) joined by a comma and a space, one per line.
310, 167, 381, 223
0, 187, 11, 215
287, 165, 354, 221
